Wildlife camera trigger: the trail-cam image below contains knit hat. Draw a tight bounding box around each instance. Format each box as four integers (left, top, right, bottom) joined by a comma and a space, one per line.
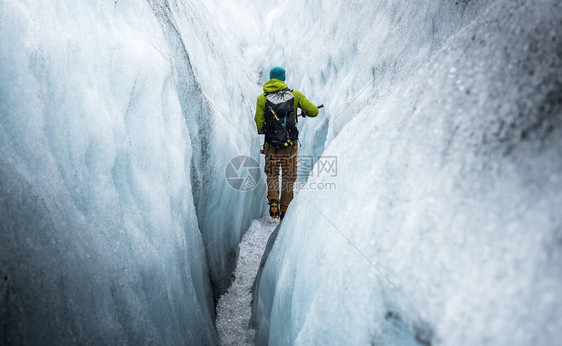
269, 66, 286, 81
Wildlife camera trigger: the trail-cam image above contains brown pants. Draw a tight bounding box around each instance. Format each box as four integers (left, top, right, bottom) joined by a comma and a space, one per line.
264, 145, 298, 212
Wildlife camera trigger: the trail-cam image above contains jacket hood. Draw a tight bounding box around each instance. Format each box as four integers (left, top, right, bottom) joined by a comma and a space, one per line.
263, 79, 288, 93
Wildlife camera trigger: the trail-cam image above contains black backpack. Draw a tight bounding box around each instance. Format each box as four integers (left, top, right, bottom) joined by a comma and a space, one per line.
263, 88, 297, 148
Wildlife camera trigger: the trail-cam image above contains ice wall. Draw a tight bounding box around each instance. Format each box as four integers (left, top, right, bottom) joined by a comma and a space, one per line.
146, 0, 266, 301
1, 0, 262, 343
253, 0, 562, 345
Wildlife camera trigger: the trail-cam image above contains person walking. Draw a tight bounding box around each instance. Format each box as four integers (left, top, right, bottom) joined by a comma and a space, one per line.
254, 67, 319, 219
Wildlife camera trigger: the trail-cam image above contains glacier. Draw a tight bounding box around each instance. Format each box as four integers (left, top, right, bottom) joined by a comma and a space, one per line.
1, 0, 561, 345
252, 0, 562, 345
1, 0, 263, 344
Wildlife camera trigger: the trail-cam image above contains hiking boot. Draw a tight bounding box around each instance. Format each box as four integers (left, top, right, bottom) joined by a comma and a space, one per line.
279, 211, 286, 220
269, 199, 280, 218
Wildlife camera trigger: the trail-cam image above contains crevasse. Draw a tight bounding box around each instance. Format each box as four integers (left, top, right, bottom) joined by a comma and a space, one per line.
1, 0, 561, 345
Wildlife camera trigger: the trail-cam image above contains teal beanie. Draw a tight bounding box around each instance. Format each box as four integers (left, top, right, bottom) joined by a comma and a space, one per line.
269, 66, 286, 81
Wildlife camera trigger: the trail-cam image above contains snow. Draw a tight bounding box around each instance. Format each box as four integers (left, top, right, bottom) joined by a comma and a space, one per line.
216, 217, 278, 346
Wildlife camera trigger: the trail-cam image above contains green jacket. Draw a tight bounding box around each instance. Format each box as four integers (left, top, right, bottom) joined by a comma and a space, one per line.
254, 79, 319, 134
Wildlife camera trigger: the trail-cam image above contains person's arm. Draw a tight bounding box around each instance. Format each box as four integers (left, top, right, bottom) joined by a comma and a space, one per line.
293, 90, 319, 117
254, 94, 266, 134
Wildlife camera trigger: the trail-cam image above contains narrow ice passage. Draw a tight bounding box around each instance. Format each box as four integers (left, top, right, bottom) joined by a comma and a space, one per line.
2, 0, 560, 344
216, 217, 279, 345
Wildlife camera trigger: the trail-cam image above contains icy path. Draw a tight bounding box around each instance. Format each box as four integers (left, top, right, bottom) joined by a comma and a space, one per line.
216, 217, 278, 345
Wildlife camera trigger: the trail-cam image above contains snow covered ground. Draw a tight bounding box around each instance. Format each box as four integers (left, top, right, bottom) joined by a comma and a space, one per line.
216, 217, 278, 345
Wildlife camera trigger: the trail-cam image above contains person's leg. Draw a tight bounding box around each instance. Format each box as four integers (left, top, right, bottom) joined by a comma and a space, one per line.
264, 146, 280, 202
280, 146, 298, 212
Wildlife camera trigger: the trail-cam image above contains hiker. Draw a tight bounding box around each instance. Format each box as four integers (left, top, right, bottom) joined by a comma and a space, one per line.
254, 66, 319, 219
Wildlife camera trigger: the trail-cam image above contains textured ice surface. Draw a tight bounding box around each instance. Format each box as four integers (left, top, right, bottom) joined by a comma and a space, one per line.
145, 0, 267, 300
216, 217, 278, 345
253, 0, 562, 345
0, 0, 263, 343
